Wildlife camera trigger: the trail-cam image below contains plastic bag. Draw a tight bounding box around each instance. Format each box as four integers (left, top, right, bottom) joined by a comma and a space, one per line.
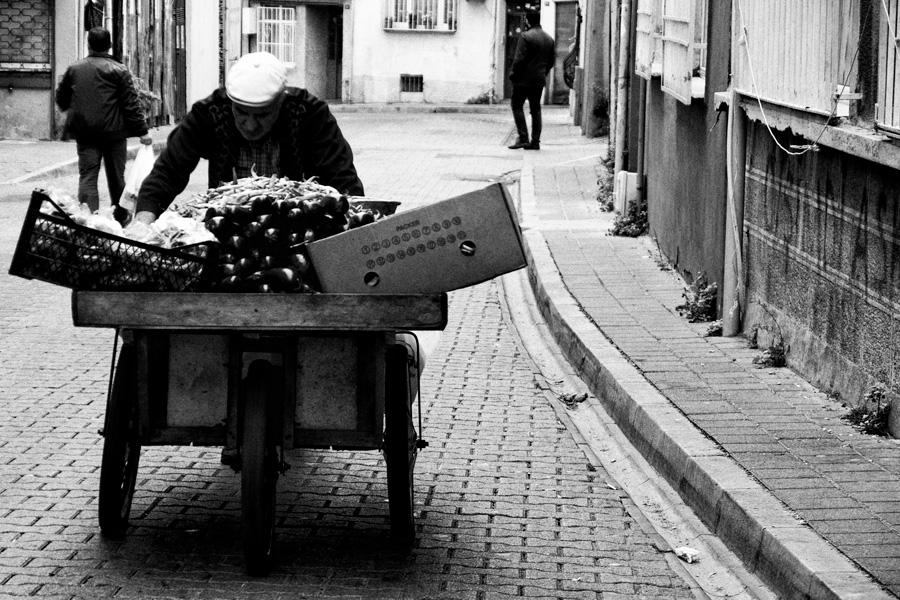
124, 144, 156, 198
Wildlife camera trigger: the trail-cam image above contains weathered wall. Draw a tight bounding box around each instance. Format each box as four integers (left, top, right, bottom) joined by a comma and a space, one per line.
348, 0, 497, 103
743, 122, 900, 411
301, 6, 331, 100
643, 1, 730, 296
186, 0, 221, 106
0, 0, 54, 139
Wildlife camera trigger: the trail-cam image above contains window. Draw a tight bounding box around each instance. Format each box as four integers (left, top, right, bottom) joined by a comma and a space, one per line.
400, 74, 424, 92
257, 6, 296, 66
877, 0, 900, 135
635, 0, 662, 79
635, 0, 707, 104
384, 0, 458, 31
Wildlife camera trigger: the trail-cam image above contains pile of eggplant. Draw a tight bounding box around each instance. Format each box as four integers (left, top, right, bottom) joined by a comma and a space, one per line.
178, 176, 380, 293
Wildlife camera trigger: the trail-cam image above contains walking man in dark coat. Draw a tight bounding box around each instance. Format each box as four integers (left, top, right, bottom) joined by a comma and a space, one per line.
508, 12, 556, 150
56, 27, 151, 212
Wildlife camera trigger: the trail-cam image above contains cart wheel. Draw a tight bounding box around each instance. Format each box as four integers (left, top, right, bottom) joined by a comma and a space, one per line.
241, 360, 279, 576
99, 343, 142, 540
384, 345, 416, 548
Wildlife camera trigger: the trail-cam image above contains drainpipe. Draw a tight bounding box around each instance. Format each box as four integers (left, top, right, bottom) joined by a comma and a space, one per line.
607, 0, 618, 159
635, 76, 647, 200
613, 0, 631, 175
722, 88, 747, 337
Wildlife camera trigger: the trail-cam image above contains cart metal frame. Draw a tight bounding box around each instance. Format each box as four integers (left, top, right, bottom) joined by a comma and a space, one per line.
72, 291, 448, 575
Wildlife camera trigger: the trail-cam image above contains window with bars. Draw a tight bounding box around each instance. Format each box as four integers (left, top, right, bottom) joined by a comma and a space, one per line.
635, 0, 707, 104
384, 0, 458, 31
257, 6, 296, 66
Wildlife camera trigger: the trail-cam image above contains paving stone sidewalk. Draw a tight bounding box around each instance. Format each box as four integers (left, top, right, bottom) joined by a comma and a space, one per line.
0, 109, 703, 599
522, 160, 900, 599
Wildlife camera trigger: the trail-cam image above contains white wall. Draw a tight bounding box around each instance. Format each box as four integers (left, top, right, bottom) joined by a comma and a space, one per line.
348, 0, 501, 103
186, 0, 222, 105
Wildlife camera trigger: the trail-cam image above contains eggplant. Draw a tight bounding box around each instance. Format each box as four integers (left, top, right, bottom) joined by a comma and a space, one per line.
257, 213, 279, 229
250, 195, 273, 215
219, 275, 241, 290
205, 216, 229, 236
244, 221, 263, 238
290, 253, 310, 274
264, 227, 282, 245
226, 235, 246, 254
263, 267, 299, 291
235, 257, 256, 276
287, 207, 306, 226
277, 198, 298, 216
224, 204, 253, 223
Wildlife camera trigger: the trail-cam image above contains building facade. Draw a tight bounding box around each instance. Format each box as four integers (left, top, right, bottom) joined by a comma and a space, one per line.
613, 0, 900, 434
0, 0, 589, 139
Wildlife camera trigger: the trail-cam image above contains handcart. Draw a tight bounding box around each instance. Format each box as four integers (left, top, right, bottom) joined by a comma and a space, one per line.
71, 290, 447, 575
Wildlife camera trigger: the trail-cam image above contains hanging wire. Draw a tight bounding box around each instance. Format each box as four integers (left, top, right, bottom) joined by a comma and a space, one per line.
735, 0, 869, 156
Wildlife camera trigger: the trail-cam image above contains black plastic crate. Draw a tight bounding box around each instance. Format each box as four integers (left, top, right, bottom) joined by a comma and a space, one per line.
9, 189, 213, 292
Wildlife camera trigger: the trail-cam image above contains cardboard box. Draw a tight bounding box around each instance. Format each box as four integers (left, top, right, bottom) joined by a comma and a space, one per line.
306, 183, 527, 294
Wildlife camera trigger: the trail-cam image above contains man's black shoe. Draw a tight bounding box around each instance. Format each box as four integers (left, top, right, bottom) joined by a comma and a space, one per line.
524, 142, 541, 150
508, 139, 529, 149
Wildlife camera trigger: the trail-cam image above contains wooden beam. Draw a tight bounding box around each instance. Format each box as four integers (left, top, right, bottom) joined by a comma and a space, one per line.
72, 291, 449, 331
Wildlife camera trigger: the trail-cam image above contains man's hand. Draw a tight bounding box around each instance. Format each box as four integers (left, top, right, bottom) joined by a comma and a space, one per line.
139, 135, 153, 145
133, 210, 157, 225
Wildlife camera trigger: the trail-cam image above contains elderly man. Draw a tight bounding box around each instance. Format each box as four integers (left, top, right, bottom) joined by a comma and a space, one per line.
135, 51, 363, 224
134, 52, 421, 477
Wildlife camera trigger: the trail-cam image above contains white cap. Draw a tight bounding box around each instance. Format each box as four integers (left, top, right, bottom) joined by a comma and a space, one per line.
225, 52, 287, 107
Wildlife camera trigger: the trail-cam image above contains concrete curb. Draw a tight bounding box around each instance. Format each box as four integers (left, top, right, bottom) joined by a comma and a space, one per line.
518, 164, 890, 600
7, 141, 167, 186
329, 102, 508, 114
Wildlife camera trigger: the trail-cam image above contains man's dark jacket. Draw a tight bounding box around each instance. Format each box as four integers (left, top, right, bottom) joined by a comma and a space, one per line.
137, 87, 364, 216
55, 51, 148, 144
509, 25, 556, 88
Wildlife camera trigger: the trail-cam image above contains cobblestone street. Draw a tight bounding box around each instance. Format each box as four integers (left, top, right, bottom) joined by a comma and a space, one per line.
0, 110, 698, 599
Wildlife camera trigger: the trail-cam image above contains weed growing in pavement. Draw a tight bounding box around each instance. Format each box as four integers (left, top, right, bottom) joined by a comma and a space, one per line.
843, 383, 892, 436
675, 273, 718, 322
752, 342, 786, 368
705, 320, 723, 337
597, 167, 615, 212
465, 90, 500, 104
610, 199, 648, 236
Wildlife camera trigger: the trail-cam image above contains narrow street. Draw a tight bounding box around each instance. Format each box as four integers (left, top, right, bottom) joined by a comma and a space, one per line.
1, 109, 736, 599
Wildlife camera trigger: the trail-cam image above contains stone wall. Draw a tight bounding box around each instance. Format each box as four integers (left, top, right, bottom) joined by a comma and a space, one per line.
743, 122, 900, 429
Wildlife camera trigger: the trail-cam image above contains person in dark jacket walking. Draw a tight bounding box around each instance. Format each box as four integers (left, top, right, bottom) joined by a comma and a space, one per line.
134, 51, 363, 224
508, 13, 556, 150
56, 27, 151, 212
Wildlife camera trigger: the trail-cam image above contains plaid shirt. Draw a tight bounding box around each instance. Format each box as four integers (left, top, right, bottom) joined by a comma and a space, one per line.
235, 136, 280, 179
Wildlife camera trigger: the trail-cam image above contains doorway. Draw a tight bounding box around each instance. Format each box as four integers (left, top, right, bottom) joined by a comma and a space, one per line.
503, 1, 541, 99
552, 2, 578, 104
326, 6, 343, 101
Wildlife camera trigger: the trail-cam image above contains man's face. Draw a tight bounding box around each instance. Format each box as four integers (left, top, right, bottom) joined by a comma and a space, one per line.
232, 95, 283, 141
